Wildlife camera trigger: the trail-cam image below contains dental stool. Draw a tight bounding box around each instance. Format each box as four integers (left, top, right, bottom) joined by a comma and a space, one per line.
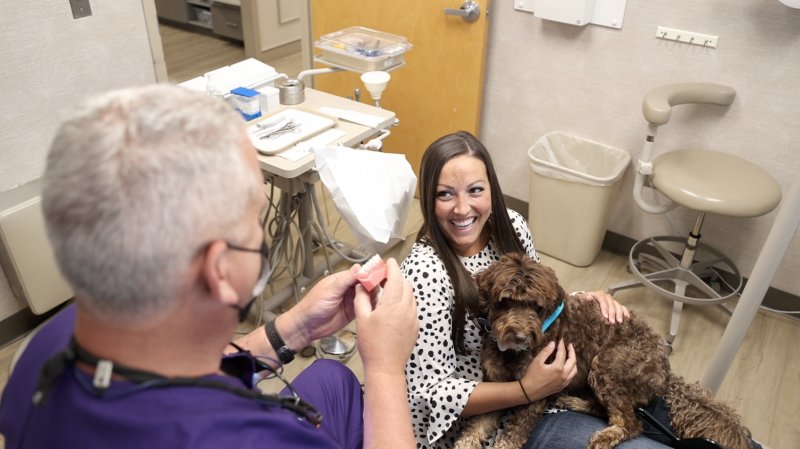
608, 83, 782, 351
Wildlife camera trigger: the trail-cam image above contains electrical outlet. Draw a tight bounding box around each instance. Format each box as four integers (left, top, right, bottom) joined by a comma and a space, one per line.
69, 0, 92, 19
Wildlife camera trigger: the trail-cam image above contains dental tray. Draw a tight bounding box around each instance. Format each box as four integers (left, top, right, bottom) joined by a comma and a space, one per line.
247, 109, 336, 155
314, 26, 412, 72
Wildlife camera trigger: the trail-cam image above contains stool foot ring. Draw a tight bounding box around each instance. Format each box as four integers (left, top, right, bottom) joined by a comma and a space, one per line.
624, 235, 742, 304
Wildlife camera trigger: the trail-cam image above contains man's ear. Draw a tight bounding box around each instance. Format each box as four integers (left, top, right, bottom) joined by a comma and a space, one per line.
201, 240, 240, 306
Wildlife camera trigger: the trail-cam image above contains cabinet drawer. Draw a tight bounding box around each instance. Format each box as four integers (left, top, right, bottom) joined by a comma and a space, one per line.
211, 3, 243, 41
155, 0, 188, 23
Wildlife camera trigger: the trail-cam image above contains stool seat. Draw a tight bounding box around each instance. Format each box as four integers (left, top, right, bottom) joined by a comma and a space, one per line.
652, 150, 782, 217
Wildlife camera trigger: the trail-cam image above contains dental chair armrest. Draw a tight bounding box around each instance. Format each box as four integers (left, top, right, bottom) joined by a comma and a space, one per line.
643, 83, 736, 126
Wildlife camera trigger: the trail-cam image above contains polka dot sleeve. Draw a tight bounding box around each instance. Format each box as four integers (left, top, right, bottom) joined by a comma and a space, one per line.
401, 244, 480, 448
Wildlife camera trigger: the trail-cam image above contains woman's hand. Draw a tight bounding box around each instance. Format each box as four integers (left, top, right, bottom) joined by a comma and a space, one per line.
519, 339, 577, 402
574, 290, 629, 324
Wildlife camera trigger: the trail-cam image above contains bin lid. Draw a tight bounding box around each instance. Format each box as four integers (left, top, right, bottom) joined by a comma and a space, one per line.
528, 131, 631, 187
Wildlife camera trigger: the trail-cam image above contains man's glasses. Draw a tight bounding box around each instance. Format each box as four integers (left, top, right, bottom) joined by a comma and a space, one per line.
227, 240, 272, 298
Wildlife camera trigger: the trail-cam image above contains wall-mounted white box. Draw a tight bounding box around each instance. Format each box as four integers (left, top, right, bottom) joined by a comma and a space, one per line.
515, 0, 628, 29
535, 0, 596, 26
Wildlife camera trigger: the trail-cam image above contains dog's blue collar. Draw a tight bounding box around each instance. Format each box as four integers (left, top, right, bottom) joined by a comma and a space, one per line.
541, 301, 564, 333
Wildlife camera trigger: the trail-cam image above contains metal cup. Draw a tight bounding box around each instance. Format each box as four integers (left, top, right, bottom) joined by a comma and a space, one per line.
279, 79, 305, 105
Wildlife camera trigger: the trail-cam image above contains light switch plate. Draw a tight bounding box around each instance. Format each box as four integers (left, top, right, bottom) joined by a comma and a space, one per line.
69, 0, 92, 19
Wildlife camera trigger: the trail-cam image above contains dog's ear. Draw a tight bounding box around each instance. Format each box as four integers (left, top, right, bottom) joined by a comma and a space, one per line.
527, 261, 562, 307
556, 283, 569, 303
538, 264, 568, 303
474, 269, 493, 313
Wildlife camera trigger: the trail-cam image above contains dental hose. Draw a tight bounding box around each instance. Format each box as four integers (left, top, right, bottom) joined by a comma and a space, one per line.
308, 184, 370, 264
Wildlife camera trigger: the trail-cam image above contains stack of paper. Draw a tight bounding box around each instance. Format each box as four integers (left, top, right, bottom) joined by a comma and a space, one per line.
178, 58, 281, 93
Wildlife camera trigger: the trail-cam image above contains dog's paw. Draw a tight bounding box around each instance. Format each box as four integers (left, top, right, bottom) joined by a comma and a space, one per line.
587, 426, 626, 449
492, 434, 525, 449
453, 436, 483, 449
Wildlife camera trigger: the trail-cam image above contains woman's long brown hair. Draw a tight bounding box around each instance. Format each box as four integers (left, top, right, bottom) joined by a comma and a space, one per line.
417, 131, 525, 354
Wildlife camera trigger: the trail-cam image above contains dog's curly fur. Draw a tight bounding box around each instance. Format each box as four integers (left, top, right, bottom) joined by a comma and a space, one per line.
454, 252, 752, 449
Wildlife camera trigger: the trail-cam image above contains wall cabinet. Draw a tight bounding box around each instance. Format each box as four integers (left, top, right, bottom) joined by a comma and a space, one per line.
155, 0, 242, 42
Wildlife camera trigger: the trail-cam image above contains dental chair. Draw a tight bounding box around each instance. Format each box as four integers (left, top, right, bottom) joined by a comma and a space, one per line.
608, 82, 782, 351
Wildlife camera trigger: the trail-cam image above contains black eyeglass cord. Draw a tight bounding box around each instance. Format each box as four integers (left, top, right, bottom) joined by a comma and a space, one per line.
32, 336, 322, 427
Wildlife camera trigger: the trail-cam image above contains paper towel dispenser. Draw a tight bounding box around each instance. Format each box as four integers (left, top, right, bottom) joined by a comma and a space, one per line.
534, 0, 595, 26
529, 0, 628, 29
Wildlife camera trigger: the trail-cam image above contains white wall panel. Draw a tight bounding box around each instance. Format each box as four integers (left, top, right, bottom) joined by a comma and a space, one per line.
0, 1, 157, 320
482, 1, 800, 296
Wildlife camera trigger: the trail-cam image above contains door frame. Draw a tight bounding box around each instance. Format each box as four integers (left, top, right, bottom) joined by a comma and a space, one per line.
142, 0, 169, 82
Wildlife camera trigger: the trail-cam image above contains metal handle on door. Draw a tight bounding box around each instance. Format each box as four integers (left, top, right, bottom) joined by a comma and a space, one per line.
444, 1, 481, 22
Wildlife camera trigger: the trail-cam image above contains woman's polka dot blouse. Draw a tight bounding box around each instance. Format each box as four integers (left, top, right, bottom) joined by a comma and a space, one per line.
400, 209, 538, 448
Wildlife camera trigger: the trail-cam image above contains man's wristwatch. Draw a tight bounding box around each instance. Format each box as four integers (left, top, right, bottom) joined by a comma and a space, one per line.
265, 319, 295, 364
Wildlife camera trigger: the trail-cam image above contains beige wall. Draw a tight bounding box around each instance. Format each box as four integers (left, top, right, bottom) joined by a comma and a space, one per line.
0, 2, 157, 320
481, 1, 800, 296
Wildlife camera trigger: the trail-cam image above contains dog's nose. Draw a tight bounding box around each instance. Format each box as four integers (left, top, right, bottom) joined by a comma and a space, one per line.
515, 333, 527, 345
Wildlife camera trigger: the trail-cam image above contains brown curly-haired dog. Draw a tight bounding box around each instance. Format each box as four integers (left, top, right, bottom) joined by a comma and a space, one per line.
454, 252, 752, 449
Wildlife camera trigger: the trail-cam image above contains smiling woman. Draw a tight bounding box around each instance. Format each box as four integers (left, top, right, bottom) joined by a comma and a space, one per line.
401, 131, 540, 448
399, 131, 677, 449
433, 154, 493, 257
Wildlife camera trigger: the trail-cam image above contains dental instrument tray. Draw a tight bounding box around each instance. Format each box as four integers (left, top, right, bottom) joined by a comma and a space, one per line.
314, 26, 412, 72
247, 109, 337, 155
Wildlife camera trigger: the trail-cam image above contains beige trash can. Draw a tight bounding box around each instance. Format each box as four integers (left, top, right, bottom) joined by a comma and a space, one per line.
528, 132, 630, 267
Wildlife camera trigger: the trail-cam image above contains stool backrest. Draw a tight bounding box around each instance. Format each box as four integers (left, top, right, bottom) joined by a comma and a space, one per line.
643, 83, 736, 126
633, 82, 737, 214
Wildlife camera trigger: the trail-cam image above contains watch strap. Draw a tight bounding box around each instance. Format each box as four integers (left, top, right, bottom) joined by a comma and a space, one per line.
265, 319, 295, 364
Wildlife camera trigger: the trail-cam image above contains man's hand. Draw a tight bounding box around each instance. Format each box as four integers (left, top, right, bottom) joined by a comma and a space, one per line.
355, 258, 418, 375
282, 264, 363, 348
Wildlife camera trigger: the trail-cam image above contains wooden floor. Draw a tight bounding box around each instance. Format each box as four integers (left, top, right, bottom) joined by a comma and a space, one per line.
158, 23, 303, 83
2, 26, 797, 449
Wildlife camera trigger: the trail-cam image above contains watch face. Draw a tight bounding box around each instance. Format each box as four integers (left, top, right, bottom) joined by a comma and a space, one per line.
278, 347, 295, 363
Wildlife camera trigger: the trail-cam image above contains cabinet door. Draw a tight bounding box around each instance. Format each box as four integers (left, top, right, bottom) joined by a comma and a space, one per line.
155, 0, 188, 23
212, 3, 243, 41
